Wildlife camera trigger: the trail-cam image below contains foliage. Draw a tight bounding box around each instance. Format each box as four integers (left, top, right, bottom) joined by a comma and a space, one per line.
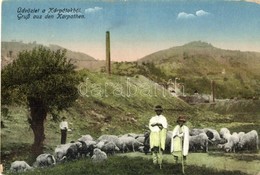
109, 41, 260, 98
1, 47, 81, 111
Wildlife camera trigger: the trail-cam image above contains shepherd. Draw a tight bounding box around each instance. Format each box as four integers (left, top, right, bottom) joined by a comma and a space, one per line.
149, 105, 168, 169
171, 115, 189, 174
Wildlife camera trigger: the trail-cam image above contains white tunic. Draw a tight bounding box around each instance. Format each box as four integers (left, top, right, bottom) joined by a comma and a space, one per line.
171, 125, 189, 156
59, 121, 68, 130
149, 115, 168, 132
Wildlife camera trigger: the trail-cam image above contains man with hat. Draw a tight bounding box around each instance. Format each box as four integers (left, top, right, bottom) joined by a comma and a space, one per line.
171, 115, 189, 165
149, 105, 168, 169
59, 116, 69, 144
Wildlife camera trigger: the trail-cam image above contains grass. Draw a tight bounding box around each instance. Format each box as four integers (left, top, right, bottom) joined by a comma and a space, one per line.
1, 71, 260, 174
125, 152, 260, 175
4, 155, 250, 175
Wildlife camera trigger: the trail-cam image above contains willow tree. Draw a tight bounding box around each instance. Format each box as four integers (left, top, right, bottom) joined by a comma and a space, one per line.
1, 47, 81, 156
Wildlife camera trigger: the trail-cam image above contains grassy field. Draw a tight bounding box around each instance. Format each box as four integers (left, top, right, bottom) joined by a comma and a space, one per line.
4, 154, 256, 175
125, 152, 260, 175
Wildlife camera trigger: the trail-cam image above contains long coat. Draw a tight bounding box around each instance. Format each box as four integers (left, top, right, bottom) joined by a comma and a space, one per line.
149, 115, 168, 150
171, 125, 189, 156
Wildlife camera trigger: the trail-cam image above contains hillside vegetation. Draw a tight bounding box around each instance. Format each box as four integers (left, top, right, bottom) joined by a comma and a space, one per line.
111, 41, 260, 98
1, 70, 206, 164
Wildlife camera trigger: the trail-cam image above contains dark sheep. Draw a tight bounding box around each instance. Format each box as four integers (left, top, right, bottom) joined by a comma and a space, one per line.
66, 141, 82, 160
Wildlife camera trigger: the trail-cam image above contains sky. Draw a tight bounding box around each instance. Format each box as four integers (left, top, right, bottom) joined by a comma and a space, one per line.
2, 0, 260, 61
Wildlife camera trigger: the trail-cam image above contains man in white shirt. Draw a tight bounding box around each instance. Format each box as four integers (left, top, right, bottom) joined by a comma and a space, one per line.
59, 117, 68, 144
149, 105, 168, 169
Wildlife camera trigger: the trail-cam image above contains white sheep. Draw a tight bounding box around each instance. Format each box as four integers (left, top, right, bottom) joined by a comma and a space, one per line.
97, 135, 125, 152
96, 140, 107, 149
238, 132, 245, 141
203, 128, 221, 142
54, 143, 74, 161
238, 130, 259, 151
189, 133, 209, 152
118, 136, 143, 152
97, 135, 119, 143
135, 136, 145, 144
10, 161, 33, 173
33, 153, 56, 167
101, 141, 120, 155
219, 128, 230, 139
91, 148, 107, 163
218, 132, 239, 152
78, 134, 94, 142
190, 128, 205, 136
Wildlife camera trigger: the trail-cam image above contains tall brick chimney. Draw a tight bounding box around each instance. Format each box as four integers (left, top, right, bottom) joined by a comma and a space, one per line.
106, 31, 111, 75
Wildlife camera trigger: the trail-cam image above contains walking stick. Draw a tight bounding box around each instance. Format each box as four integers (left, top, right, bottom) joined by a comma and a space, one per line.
181, 135, 185, 174
158, 127, 162, 169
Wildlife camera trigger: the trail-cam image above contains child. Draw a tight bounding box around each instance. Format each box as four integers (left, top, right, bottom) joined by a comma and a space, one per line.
59, 117, 69, 144
171, 115, 189, 164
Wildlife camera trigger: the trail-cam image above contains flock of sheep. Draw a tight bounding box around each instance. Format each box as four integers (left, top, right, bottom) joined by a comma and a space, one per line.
9, 127, 259, 173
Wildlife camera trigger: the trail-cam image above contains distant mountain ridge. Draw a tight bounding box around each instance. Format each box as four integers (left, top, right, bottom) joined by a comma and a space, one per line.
139, 41, 260, 74
113, 41, 260, 98
1, 41, 96, 69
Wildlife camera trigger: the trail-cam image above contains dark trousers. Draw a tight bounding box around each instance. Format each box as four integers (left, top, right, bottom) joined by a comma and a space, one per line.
61, 129, 67, 144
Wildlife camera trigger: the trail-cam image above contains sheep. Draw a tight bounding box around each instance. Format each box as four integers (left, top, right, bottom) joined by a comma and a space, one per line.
218, 132, 239, 153
101, 141, 120, 155
238, 130, 259, 151
122, 133, 144, 138
97, 135, 119, 143
96, 140, 107, 149
78, 134, 94, 142
54, 142, 82, 162
190, 128, 205, 136
78, 140, 96, 158
97, 135, 126, 152
54, 143, 72, 162
97, 135, 126, 153
66, 141, 82, 160
135, 136, 145, 144
91, 148, 107, 163
118, 136, 143, 152
189, 133, 209, 152
219, 128, 230, 139
203, 128, 221, 142
10, 161, 33, 173
33, 153, 56, 167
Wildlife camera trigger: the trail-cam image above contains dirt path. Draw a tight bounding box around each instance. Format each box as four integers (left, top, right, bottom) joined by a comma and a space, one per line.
123, 152, 260, 175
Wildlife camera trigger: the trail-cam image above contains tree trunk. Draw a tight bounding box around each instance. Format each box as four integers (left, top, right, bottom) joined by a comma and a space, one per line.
28, 97, 47, 158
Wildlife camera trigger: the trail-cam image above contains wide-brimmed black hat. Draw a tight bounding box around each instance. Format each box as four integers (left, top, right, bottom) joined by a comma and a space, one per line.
154, 105, 163, 111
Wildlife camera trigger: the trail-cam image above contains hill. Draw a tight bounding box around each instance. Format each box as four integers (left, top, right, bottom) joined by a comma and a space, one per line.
1, 63, 260, 169
111, 41, 260, 98
1, 70, 203, 163
1, 41, 101, 70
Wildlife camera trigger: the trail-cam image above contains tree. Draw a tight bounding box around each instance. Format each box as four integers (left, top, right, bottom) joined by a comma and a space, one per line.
1, 47, 81, 157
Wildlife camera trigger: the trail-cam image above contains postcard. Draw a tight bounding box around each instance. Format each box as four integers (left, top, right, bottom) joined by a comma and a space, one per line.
1, 0, 260, 175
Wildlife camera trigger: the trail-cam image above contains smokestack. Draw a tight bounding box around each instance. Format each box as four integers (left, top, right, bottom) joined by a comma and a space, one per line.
106, 31, 111, 75
211, 80, 215, 103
